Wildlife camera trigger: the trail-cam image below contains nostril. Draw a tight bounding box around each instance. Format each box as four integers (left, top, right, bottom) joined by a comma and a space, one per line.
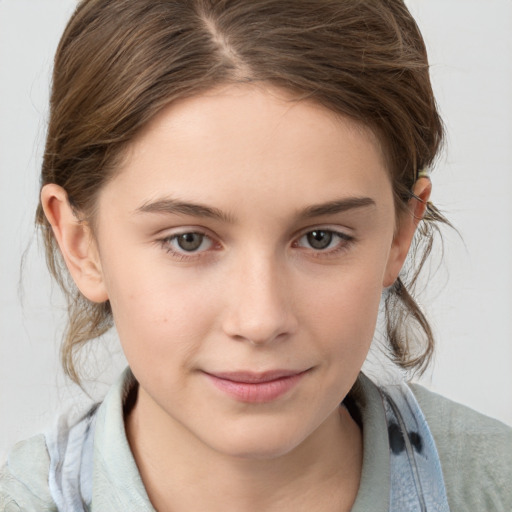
222, 305, 297, 345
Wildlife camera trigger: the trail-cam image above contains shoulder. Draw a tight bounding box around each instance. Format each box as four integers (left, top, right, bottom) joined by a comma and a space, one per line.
410, 383, 512, 512
0, 435, 56, 512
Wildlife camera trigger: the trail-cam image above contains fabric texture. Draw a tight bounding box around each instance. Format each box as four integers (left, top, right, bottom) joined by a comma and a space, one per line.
45, 404, 97, 511
379, 383, 449, 511
412, 383, 512, 511
1, 369, 511, 511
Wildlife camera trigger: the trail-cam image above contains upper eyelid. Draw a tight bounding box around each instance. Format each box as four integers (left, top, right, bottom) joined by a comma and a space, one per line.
158, 226, 215, 240
293, 224, 354, 239
157, 225, 353, 245
295, 229, 353, 243
162, 230, 215, 247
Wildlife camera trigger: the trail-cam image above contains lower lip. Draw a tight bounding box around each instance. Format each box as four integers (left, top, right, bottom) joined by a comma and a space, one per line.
205, 372, 307, 403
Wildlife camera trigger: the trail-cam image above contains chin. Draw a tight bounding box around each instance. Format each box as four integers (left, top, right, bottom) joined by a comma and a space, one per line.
204, 422, 308, 461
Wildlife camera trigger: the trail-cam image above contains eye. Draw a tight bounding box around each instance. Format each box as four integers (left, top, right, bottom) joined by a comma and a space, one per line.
295, 229, 353, 252
163, 232, 214, 254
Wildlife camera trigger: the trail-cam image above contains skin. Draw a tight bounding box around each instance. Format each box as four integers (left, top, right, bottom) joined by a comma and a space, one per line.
42, 84, 430, 511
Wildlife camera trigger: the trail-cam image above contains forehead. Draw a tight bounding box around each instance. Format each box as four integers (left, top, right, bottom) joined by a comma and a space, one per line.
132, 84, 385, 162
104, 84, 393, 220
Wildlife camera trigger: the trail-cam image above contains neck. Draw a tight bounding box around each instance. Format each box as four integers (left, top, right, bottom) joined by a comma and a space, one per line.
126, 386, 362, 512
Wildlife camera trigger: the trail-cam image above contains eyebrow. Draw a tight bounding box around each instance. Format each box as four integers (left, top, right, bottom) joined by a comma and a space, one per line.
135, 198, 234, 223
299, 197, 376, 218
135, 196, 376, 222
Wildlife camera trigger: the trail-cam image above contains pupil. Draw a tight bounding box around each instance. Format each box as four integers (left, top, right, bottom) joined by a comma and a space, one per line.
307, 230, 332, 250
177, 233, 203, 251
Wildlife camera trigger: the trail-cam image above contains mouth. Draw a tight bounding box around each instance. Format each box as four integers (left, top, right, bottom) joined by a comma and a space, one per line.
203, 369, 310, 403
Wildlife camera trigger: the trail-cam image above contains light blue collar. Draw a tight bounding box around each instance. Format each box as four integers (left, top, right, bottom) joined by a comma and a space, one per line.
380, 381, 450, 511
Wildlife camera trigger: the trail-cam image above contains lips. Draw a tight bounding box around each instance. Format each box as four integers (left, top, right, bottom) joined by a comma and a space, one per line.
203, 369, 309, 403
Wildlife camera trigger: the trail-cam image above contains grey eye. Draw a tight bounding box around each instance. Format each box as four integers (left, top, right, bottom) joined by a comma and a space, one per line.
306, 230, 333, 250
176, 233, 205, 252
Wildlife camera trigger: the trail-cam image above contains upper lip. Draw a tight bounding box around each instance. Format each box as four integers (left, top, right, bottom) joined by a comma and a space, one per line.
204, 369, 309, 383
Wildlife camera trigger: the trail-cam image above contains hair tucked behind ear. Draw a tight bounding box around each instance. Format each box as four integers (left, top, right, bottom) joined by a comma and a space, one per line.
38, 0, 448, 383
384, 202, 451, 376
38, 218, 114, 384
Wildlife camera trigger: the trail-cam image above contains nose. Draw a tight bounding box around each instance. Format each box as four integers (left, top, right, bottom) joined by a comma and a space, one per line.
221, 253, 298, 345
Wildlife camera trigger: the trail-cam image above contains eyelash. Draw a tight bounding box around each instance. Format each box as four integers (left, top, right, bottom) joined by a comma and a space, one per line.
292, 229, 355, 257
158, 228, 354, 261
159, 231, 217, 261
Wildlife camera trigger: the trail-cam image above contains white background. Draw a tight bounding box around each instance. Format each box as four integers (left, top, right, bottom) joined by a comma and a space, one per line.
1, 0, 511, 459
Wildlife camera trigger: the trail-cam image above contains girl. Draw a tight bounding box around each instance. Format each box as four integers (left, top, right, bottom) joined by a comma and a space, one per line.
1, 1, 511, 511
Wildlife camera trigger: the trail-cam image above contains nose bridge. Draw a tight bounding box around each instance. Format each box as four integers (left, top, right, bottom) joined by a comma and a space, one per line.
222, 247, 296, 344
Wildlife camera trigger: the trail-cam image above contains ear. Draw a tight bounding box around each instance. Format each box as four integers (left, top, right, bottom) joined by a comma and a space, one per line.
382, 177, 432, 288
41, 184, 108, 303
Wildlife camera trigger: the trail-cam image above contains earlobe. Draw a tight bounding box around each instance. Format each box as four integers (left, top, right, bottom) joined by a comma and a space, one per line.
382, 177, 432, 287
41, 184, 108, 303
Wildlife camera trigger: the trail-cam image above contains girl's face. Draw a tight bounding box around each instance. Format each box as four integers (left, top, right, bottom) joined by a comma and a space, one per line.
89, 85, 414, 458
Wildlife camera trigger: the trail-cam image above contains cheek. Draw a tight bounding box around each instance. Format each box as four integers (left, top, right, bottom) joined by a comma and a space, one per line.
299, 261, 385, 333
100, 251, 218, 365
295, 257, 387, 381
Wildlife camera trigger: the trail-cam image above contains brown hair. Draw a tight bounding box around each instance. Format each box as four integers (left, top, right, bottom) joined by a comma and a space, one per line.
36, 0, 447, 383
